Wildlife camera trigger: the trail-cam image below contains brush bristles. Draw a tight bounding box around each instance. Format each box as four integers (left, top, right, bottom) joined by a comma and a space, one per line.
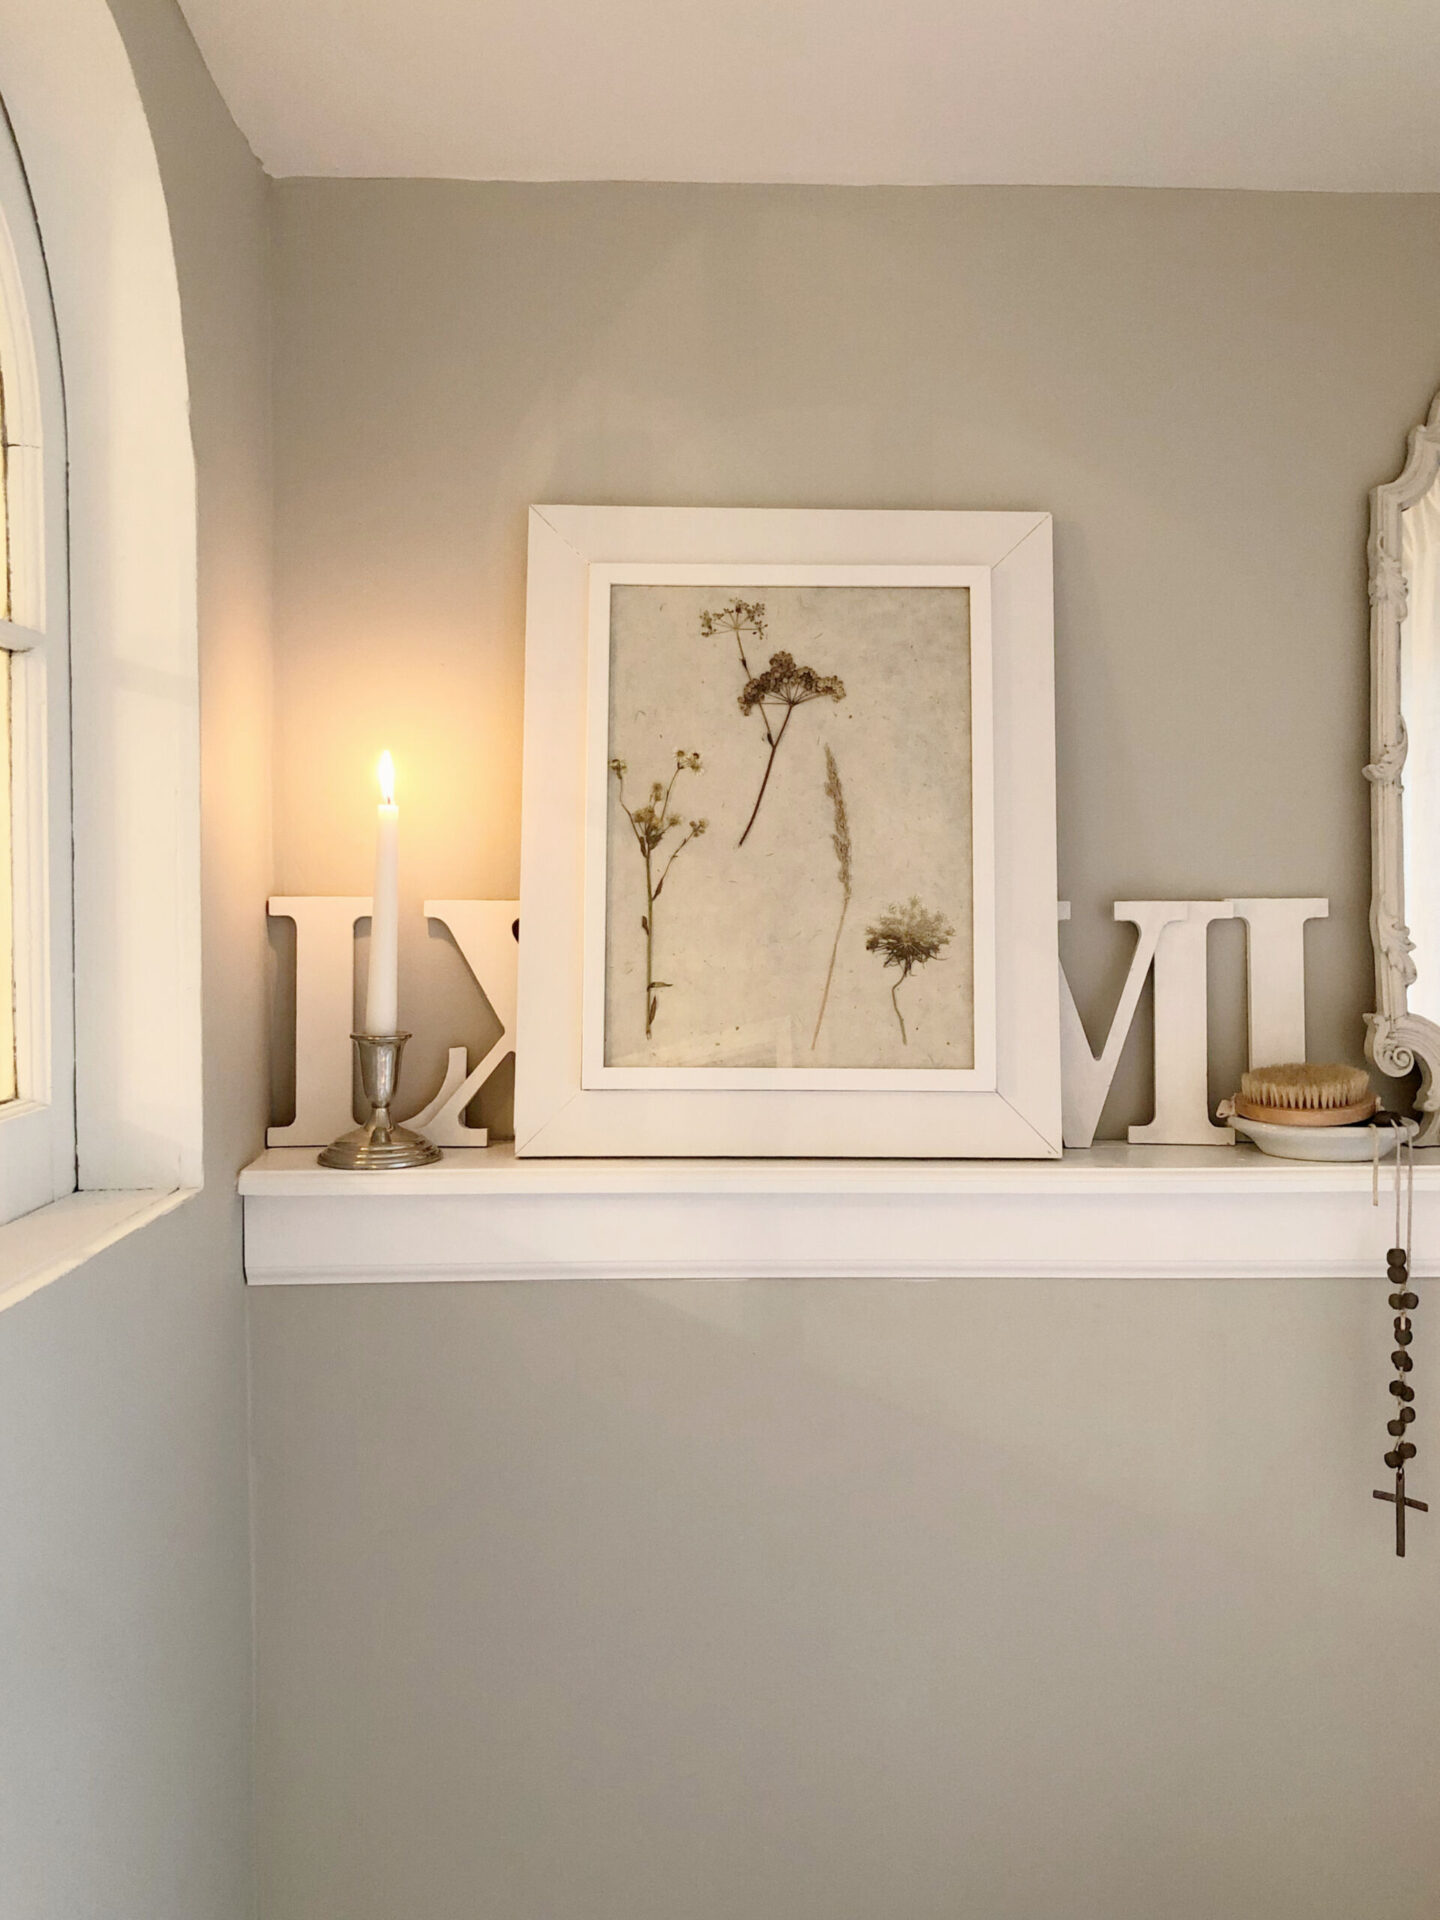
1239, 1062, 1372, 1111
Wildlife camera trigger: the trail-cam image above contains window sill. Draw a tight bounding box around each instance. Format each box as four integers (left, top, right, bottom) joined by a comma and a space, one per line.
0, 1186, 195, 1312
238, 1144, 1437, 1283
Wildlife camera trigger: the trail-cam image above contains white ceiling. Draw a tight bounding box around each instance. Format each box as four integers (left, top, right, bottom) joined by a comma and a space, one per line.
177, 0, 1440, 190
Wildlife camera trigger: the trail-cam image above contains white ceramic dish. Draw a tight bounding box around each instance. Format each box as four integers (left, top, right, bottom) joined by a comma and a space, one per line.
1230, 1113, 1419, 1162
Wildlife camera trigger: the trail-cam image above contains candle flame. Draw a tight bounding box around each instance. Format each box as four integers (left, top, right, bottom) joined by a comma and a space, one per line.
377, 750, 395, 806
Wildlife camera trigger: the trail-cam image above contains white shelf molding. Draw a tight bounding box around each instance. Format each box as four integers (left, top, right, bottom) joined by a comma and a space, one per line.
239, 1146, 1439, 1283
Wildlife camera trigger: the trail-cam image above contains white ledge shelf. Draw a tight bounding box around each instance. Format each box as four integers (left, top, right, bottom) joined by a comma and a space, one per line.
240, 1144, 1440, 1283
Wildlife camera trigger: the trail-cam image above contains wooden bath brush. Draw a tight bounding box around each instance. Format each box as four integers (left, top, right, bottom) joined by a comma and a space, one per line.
1231, 1061, 1378, 1128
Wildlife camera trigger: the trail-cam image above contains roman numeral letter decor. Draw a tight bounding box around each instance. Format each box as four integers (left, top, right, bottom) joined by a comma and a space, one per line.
268, 894, 1323, 1153
267, 898, 518, 1149
1059, 897, 1328, 1149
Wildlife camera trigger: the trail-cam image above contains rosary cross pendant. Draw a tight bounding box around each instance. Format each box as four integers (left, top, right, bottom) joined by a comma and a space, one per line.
1374, 1468, 1428, 1557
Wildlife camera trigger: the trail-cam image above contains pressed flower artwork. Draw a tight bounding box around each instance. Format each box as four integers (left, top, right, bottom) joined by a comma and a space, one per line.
603, 583, 975, 1070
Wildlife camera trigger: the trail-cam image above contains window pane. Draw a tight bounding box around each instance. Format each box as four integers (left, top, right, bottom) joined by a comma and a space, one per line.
0, 356, 9, 1102
0, 648, 13, 1103
0, 361, 8, 619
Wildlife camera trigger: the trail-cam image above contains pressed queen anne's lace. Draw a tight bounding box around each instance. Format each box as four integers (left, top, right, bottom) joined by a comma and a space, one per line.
698, 601, 765, 645
865, 897, 954, 1046
737, 651, 845, 718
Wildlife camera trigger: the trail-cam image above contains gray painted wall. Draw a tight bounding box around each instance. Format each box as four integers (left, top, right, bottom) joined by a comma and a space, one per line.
255, 1276, 1435, 1920
0, 3, 269, 1914
253, 182, 1440, 1918
267, 180, 1440, 1127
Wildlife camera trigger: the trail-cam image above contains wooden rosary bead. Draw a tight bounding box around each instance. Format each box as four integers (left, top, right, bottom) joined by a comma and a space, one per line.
1390, 1380, 1416, 1401
1390, 1291, 1419, 1310
1395, 1323, 1414, 1345
1393, 1351, 1415, 1370
1386, 1445, 1418, 1468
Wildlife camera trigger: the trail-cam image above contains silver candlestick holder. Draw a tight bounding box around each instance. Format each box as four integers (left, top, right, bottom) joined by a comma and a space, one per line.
318, 1032, 443, 1170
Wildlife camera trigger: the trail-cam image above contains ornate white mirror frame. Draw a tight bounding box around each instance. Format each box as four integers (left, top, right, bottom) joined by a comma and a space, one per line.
1367, 387, 1440, 1142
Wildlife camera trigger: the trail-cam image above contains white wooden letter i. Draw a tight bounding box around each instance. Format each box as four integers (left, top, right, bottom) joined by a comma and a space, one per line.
1232, 897, 1328, 1067
266, 897, 370, 1147
1127, 901, 1235, 1145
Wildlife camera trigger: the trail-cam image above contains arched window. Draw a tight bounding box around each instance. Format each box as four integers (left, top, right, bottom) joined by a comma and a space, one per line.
0, 98, 73, 1225
0, 0, 201, 1299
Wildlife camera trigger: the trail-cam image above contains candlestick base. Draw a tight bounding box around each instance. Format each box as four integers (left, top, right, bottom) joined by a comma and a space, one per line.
318, 1032, 443, 1171
317, 1118, 443, 1171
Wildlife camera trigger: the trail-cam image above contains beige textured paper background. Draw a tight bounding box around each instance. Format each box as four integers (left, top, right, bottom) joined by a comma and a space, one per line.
603, 583, 973, 1069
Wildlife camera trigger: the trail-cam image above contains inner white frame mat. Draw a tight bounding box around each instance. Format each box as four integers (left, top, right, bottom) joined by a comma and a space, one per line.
517, 506, 1060, 1158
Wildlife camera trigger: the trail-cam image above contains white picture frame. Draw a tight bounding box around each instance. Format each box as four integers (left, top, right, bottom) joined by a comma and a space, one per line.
516, 506, 1060, 1158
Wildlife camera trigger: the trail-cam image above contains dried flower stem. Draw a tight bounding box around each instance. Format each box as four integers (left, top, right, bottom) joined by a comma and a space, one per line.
609, 752, 707, 1036
734, 651, 845, 847
737, 702, 794, 847
811, 745, 852, 1050
700, 602, 846, 847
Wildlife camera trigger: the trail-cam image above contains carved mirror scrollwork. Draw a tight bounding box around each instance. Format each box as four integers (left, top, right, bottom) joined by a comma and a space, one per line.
1368, 388, 1440, 1142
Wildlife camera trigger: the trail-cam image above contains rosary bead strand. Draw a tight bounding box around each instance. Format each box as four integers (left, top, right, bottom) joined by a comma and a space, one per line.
1374, 1128, 1427, 1555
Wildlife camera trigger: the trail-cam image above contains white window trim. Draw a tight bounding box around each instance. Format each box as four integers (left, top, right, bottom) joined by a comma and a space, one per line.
0, 97, 76, 1228
0, 0, 203, 1299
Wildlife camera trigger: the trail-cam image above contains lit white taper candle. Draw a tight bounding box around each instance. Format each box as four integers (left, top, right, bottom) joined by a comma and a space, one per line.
364, 750, 400, 1034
